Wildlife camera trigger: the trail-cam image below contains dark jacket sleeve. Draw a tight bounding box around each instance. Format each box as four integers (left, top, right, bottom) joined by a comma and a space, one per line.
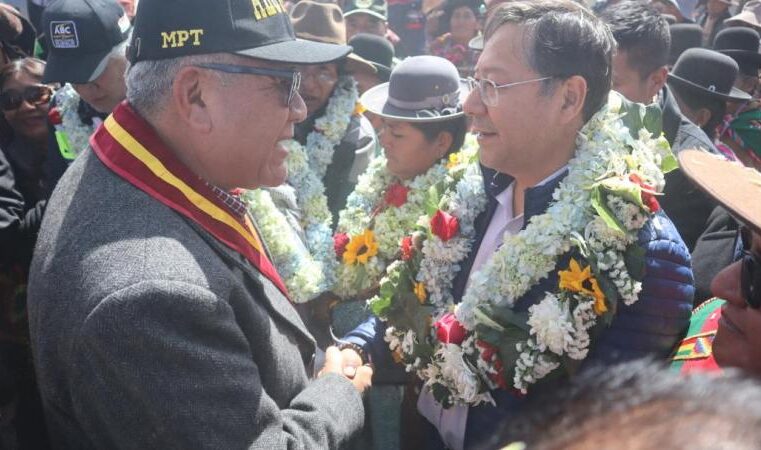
0, 147, 25, 261
71, 280, 364, 450
691, 206, 740, 305
585, 212, 694, 364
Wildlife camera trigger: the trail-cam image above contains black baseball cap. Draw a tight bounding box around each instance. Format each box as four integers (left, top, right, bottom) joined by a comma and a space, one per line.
127, 0, 351, 65
42, 0, 132, 84
344, 0, 387, 21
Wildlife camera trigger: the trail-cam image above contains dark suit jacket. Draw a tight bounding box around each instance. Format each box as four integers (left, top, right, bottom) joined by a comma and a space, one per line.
691, 206, 740, 305
28, 149, 365, 449
659, 85, 719, 251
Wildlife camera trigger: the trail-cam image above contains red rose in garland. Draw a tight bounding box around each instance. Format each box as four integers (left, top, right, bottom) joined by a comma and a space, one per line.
430, 210, 459, 241
384, 183, 409, 208
434, 312, 467, 345
48, 107, 62, 125
401, 236, 414, 261
629, 173, 660, 213
476, 340, 509, 390
333, 233, 350, 259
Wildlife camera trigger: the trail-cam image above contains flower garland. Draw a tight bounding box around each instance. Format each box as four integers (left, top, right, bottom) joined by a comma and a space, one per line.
376, 92, 678, 407
332, 145, 457, 298
367, 134, 489, 399
241, 75, 358, 303
48, 84, 99, 160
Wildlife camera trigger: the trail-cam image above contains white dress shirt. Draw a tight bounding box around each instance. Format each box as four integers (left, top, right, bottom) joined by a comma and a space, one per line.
418, 165, 568, 450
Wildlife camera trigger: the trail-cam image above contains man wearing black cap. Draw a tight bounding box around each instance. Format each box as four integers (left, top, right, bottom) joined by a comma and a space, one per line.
26, 0, 372, 448
40, 0, 131, 194
344, 0, 389, 40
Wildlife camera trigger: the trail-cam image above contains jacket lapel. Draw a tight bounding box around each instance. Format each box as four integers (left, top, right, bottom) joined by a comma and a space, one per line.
188, 220, 316, 347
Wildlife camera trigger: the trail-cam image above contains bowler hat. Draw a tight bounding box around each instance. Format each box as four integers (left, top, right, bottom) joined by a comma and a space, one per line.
680, 149, 761, 235
713, 27, 761, 76
291, 1, 376, 73
668, 48, 751, 101
127, 0, 350, 64
348, 33, 393, 81
668, 23, 702, 66
361, 55, 468, 122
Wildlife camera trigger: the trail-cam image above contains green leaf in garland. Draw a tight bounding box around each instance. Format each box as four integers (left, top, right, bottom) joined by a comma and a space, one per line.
368, 294, 392, 318
590, 185, 626, 233
624, 244, 647, 281
594, 275, 619, 325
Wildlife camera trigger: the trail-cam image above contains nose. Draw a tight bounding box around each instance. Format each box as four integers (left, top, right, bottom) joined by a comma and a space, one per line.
463, 84, 486, 117
711, 261, 745, 307
289, 91, 308, 123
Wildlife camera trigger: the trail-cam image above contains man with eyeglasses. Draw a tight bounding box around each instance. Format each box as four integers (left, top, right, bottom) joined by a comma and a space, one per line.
673, 150, 761, 376
26, 0, 373, 448
290, 0, 377, 225
348, 1, 693, 447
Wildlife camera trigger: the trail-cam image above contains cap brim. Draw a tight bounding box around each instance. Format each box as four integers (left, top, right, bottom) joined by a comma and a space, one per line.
667, 73, 752, 101
235, 38, 352, 64
43, 49, 109, 84
344, 9, 387, 21
679, 149, 761, 235
469, 35, 483, 51
346, 53, 378, 74
360, 80, 470, 122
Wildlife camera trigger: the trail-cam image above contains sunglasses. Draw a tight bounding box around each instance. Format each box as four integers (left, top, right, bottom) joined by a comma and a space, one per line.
193, 63, 301, 107
0, 85, 54, 111
740, 226, 761, 308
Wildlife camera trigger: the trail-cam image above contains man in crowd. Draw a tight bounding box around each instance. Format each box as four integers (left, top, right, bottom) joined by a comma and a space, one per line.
40, 0, 130, 192
344, 0, 389, 40
602, 1, 719, 252
27, 0, 372, 447
346, 2, 693, 448
290, 0, 377, 223
673, 149, 761, 377
698, 0, 734, 45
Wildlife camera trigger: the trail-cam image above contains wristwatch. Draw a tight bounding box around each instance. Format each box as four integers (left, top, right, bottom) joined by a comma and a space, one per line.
337, 342, 368, 365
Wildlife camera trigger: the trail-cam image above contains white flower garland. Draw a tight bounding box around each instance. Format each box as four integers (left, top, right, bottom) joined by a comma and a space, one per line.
333, 151, 452, 298
415, 93, 675, 405
242, 76, 358, 303
51, 84, 99, 158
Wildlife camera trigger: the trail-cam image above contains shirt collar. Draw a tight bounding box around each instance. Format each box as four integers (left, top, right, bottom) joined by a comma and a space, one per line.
493, 164, 569, 206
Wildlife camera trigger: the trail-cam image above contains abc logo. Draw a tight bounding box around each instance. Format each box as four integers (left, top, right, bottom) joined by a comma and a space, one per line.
53, 24, 72, 35
50, 21, 79, 49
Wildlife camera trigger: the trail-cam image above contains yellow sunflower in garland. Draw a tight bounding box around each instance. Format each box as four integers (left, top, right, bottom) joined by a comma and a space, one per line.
343, 230, 379, 265
559, 258, 607, 315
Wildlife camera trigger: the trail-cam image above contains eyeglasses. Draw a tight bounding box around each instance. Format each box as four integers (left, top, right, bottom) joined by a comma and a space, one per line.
300, 66, 338, 86
466, 76, 553, 107
193, 63, 302, 107
740, 226, 761, 308
0, 85, 54, 111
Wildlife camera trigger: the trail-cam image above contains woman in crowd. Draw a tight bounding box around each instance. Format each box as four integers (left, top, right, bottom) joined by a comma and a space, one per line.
428, 0, 481, 77
331, 55, 473, 449
0, 56, 53, 449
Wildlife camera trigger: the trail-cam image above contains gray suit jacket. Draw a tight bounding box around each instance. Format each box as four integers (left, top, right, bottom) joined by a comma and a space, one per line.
27, 149, 364, 449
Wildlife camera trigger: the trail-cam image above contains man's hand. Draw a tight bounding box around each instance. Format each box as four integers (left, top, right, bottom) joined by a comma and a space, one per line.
320, 346, 372, 393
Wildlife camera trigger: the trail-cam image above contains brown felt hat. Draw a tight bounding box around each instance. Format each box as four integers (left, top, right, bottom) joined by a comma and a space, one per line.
291, 0, 376, 74
679, 149, 761, 235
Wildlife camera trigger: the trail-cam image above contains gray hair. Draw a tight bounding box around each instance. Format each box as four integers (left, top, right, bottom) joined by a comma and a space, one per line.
125, 52, 238, 119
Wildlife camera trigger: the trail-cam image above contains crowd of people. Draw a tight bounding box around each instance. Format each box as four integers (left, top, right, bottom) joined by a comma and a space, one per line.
1, 0, 761, 448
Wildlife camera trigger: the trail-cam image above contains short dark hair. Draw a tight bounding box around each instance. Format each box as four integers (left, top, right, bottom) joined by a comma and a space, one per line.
479, 359, 761, 449
483, 0, 614, 122
0, 57, 44, 90
409, 115, 468, 156
669, 82, 726, 136
600, 1, 671, 78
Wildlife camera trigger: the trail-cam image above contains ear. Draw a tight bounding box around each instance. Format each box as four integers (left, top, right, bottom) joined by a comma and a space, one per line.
647, 66, 669, 100
558, 75, 587, 125
694, 107, 713, 128
171, 66, 213, 134
434, 130, 454, 158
